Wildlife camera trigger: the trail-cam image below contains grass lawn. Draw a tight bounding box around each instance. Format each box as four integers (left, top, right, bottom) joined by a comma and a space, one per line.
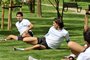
0, 1, 89, 60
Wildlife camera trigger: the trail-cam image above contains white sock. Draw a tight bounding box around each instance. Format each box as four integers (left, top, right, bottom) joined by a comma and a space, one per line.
28, 56, 37, 60
14, 48, 25, 51
18, 48, 24, 50
69, 54, 76, 58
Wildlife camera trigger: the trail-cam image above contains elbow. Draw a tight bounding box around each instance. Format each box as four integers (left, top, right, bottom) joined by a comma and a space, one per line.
30, 24, 34, 29
32, 24, 34, 28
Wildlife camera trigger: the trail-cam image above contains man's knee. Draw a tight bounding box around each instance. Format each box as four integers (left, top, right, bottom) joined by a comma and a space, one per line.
23, 38, 27, 42
8, 35, 15, 37
68, 41, 85, 53
7, 35, 17, 40
67, 41, 74, 47
23, 38, 25, 42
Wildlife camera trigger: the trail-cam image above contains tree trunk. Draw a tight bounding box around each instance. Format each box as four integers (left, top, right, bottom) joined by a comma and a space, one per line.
37, 0, 42, 17
27, 0, 35, 13
1, 4, 4, 30
7, 0, 12, 30
56, 0, 60, 18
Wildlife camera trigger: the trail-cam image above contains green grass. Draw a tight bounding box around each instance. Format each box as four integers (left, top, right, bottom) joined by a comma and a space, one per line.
0, 1, 90, 60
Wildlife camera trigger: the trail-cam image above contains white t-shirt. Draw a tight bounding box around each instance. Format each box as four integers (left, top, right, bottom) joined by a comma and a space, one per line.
77, 47, 90, 60
45, 26, 69, 49
15, 19, 31, 35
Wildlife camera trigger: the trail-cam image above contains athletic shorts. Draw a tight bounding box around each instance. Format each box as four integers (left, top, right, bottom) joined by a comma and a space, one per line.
18, 36, 23, 40
17, 30, 33, 40
28, 30, 33, 37
37, 37, 50, 49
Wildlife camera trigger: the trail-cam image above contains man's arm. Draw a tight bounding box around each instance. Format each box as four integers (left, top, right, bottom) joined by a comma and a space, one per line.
27, 23, 33, 30
84, 14, 88, 32
64, 32, 70, 43
24, 23, 34, 34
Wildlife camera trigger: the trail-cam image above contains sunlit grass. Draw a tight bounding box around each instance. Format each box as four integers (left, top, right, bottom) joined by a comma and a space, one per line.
0, 1, 89, 60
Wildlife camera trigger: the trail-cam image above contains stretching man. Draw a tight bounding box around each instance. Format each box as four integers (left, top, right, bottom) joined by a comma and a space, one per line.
65, 11, 90, 60
14, 18, 70, 51
6, 12, 33, 41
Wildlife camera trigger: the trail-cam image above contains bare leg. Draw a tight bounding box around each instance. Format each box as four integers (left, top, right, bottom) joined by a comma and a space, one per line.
24, 44, 46, 51
68, 41, 85, 56
14, 44, 46, 51
22, 32, 31, 37
23, 37, 38, 45
6, 35, 18, 40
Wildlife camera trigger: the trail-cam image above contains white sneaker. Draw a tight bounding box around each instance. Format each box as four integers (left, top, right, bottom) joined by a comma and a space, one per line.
28, 56, 37, 60
0, 39, 7, 42
4, 39, 7, 41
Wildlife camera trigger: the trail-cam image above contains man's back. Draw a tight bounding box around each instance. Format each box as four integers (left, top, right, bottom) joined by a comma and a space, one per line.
77, 47, 90, 60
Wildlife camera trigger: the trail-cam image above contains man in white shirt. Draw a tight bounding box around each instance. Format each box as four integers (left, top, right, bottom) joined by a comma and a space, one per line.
77, 47, 90, 60
64, 11, 90, 60
6, 12, 33, 40
68, 29, 90, 60
77, 11, 90, 60
14, 18, 70, 51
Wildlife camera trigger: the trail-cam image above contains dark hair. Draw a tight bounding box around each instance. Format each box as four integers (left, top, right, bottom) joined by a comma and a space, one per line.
54, 18, 64, 29
84, 28, 90, 44
16, 12, 23, 16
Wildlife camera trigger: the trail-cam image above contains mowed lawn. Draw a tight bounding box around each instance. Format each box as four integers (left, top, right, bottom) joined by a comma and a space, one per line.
0, 1, 89, 60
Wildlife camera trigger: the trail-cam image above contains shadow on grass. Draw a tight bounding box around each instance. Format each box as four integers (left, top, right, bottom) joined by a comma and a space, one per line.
33, 26, 49, 33
64, 13, 84, 18
57, 48, 69, 50
65, 25, 83, 30
76, 1, 90, 2
0, 31, 19, 35
42, 12, 57, 18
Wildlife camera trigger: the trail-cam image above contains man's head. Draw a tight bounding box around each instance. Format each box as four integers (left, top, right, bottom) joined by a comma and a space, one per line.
53, 18, 64, 29
84, 28, 90, 44
16, 12, 23, 22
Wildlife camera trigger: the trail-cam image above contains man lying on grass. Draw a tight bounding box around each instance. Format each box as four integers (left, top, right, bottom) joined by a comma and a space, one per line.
14, 18, 70, 51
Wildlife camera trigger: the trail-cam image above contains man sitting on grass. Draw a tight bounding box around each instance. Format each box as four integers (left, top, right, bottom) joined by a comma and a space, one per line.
14, 18, 70, 51
5, 12, 33, 41
64, 11, 90, 60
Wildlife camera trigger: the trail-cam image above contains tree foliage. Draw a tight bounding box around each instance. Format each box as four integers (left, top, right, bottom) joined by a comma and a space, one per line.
1, 0, 22, 5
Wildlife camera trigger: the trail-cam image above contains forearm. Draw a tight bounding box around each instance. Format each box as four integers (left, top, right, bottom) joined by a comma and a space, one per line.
84, 14, 89, 32
23, 24, 33, 34
26, 24, 33, 31
29, 23, 33, 30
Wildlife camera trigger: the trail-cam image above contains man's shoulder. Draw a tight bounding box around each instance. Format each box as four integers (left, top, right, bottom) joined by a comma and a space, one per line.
23, 19, 29, 20
16, 21, 19, 25
62, 28, 68, 32
22, 19, 30, 22
62, 29, 68, 34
